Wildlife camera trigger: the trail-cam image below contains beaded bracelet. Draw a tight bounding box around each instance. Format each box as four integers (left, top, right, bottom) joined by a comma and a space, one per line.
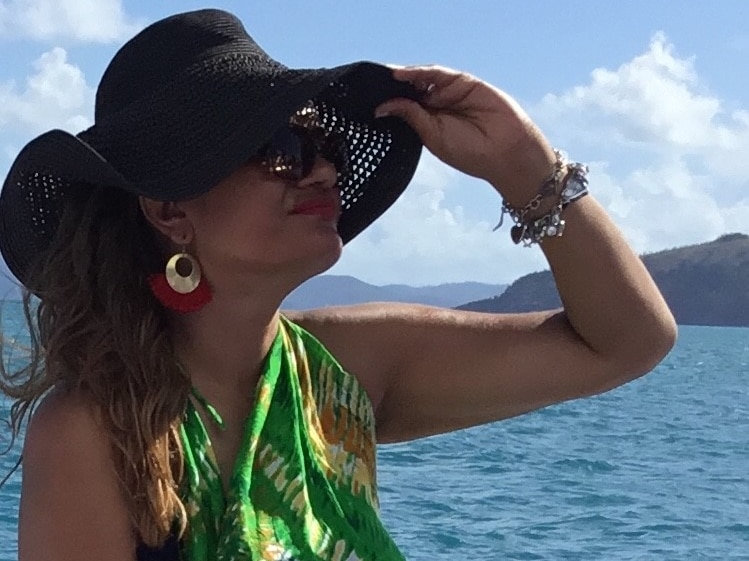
494, 150, 589, 246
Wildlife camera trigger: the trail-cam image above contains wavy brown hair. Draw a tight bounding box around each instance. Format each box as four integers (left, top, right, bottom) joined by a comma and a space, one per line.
0, 183, 190, 547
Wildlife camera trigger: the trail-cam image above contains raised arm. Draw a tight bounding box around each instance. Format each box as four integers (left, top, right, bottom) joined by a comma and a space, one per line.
293, 66, 676, 443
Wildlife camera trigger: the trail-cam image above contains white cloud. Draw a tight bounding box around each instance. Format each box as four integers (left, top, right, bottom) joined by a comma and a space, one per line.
1, 30, 744, 287
531, 32, 749, 257
338, 33, 749, 284
0, 0, 142, 42
539, 34, 714, 148
333, 153, 549, 285
588, 160, 729, 253
536, 33, 749, 186
0, 46, 93, 134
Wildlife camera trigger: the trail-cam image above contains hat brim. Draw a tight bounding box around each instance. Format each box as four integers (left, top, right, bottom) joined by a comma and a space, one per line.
0, 61, 423, 287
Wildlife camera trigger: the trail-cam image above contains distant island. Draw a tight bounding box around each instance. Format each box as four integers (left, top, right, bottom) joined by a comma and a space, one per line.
458, 233, 749, 327
3, 234, 747, 327
284, 275, 507, 310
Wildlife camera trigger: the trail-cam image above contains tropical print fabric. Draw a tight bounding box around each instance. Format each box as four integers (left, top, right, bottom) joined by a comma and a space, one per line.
179, 315, 405, 561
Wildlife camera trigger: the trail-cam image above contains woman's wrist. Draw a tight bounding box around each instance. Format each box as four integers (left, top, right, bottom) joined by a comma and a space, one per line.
486, 135, 558, 206
492, 149, 590, 246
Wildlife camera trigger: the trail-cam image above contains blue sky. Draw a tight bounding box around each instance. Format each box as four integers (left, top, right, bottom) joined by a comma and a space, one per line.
1, 0, 748, 286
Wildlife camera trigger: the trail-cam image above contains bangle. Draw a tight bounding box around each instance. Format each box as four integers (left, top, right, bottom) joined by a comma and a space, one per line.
494, 151, 589, 247
493, 149, 567, 231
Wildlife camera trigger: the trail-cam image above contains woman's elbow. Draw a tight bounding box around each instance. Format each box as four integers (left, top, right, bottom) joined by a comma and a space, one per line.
622, 310, 678, 378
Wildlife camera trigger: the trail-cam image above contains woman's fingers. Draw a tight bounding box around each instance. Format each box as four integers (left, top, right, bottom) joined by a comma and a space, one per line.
374, 98, 441, 145
388, 64, 461, 87
389, 65, 479, 109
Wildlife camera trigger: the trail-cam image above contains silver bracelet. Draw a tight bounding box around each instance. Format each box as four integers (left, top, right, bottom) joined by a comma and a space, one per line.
494, 149, 567, 231
494, 152, 589, 247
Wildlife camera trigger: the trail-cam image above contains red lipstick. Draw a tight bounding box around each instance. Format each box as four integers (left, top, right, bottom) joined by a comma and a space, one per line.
290, 196, 340, 220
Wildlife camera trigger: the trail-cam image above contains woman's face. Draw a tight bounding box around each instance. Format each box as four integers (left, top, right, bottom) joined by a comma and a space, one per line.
176, 155, 343, 290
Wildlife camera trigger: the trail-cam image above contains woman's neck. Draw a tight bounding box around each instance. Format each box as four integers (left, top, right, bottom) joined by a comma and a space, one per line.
171, 286, 284, 402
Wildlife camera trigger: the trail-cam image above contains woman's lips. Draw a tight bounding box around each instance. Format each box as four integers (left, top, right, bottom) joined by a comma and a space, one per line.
290, 197, 340, 220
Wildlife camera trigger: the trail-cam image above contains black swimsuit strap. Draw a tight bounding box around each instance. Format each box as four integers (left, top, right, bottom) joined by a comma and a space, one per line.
135, 534, 180, 561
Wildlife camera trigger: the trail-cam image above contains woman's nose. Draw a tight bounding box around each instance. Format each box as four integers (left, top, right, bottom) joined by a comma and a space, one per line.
299, 156, 338, 190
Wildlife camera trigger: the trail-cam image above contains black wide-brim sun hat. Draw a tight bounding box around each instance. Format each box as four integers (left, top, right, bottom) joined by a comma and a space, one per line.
0, 8, 423, 288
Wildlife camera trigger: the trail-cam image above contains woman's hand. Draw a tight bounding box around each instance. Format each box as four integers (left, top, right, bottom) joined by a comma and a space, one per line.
375, 65, 556, 205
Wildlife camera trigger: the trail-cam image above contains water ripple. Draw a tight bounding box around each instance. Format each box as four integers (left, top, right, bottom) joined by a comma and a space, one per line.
1, 325, 748, 559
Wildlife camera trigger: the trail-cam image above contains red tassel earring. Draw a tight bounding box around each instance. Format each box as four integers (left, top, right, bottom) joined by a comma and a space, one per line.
148, 251, 212, 313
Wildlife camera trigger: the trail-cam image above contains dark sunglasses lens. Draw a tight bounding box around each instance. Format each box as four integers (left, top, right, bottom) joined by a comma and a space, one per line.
299, 134, 318, 179
259, 127, 303, 180
260, 126, 347, 180
325, 133, 348, 175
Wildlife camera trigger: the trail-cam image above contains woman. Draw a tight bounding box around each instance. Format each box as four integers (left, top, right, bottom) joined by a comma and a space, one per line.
0, 8, 676, 561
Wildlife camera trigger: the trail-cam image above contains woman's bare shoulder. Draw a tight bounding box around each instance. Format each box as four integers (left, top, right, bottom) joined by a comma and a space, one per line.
19, 386, 135, 560
21, 387, 90, 463
22, 385, 108, 466
26, 384, 93, 432
283, 303, 424, 409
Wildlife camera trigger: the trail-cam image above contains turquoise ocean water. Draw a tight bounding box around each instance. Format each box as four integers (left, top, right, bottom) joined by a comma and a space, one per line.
0, 306, 747, 559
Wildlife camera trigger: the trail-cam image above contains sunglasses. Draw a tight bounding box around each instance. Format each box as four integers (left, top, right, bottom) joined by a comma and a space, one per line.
256, 124, 347, 181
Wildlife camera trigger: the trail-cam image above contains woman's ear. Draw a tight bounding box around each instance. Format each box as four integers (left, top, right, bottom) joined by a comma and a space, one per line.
139, 197, 193, 245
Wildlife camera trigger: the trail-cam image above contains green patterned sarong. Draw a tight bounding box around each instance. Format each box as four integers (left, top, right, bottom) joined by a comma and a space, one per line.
179, 315, 405, 560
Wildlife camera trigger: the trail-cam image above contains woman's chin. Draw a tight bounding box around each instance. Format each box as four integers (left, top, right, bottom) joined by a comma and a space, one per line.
312, 240, 343, 274
284, 235, 342, 279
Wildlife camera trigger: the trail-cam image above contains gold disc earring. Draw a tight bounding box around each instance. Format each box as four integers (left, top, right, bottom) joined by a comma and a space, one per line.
165, 251, 202, 294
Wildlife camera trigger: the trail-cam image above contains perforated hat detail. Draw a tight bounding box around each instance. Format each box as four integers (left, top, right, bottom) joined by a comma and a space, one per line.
0, 9, 423, 287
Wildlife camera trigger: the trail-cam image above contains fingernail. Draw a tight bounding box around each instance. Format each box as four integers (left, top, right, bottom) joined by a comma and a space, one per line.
374, 106, 391, 118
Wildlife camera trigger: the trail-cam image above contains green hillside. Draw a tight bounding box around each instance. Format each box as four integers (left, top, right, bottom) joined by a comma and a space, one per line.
458, 233, 749, 327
